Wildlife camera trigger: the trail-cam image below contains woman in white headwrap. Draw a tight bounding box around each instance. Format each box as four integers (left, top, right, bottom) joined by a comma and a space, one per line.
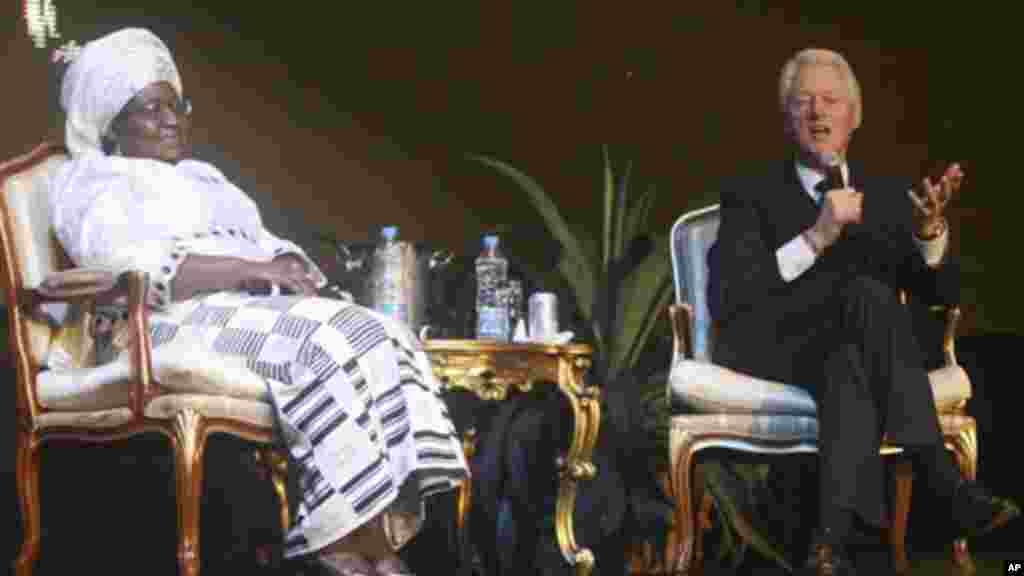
49, 28, 468, 576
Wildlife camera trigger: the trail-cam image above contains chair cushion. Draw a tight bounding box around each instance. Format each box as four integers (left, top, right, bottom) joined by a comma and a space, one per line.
669, 413, 819, 445
670, 359, 971, 416
37, 362, 136, 411
668, 413, 974, 457
37, 334, 276, 412
144, 394, 274, 428
35, 407, 135, 430
33, 395, 274, 431
669, 360, 817, 416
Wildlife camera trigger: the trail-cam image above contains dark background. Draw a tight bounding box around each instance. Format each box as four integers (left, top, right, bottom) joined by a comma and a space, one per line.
4, 1, 1021, 573
2, 1, 1019, 331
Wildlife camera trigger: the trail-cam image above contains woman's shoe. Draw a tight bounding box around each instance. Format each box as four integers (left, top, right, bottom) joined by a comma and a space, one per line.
319, 552, 376, 576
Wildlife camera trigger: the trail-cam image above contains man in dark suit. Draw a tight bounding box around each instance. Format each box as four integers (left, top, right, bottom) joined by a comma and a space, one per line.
707, 48, 1019, 575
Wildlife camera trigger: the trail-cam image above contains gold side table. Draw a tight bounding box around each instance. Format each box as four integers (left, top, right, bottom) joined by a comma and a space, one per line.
423, 339, 601, 576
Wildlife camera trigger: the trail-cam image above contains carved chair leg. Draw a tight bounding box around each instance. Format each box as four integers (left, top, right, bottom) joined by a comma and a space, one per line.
14, 431, 41, 576
888, 460, 913, 575
173, 409, 207, 576
456, 429, 477, 533
256, 448, 290, 535
691, 462, 707, 569
669, 435, 698, 574
947, 431, 978, 576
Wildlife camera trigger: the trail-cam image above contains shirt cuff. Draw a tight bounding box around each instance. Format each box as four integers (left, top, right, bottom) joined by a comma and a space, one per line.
776, 233, 818, 282
913, 225, 949, 267
105, 238, 186, 310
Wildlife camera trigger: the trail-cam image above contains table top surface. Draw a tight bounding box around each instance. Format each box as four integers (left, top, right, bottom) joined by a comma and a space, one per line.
422, 338, 591, 355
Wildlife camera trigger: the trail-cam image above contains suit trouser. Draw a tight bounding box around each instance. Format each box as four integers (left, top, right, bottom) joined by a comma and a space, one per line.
714, 274, 946, 528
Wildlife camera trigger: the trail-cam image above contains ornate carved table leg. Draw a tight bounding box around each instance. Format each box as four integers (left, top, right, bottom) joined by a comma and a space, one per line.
14, 430, 41, 576
173, 408, 207, 576
456, 428, 477, 532
554, 355, 601, 576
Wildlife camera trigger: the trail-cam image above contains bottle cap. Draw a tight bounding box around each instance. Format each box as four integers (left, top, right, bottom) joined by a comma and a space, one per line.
482, 234, 499, 249
382, 226, 398, 240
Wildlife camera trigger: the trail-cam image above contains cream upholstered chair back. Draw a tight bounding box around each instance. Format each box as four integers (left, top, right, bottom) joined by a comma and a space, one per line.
669, 204, 720, 363
1, 145, 68, 290
0, 144, 71, 374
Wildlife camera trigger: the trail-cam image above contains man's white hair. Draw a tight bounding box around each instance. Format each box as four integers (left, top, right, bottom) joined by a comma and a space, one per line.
778, 48, 862, 128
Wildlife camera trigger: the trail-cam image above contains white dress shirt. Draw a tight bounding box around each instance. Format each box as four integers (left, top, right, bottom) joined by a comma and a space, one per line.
775, 161, 949, 282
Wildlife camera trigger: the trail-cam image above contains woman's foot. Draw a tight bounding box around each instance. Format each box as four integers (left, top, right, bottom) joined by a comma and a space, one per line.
373, 554, 414, 576
319, 552, 376, 576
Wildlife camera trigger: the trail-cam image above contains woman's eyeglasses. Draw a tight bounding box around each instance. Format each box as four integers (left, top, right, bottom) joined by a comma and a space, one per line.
123, 96, 193, 119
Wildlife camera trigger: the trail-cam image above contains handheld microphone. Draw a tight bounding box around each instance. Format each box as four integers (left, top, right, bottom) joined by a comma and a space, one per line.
818, 152, 860, 240
819, 152, 846, 190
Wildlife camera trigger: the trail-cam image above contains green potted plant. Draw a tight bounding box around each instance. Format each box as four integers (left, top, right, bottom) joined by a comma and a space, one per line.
471, 146, 793, 572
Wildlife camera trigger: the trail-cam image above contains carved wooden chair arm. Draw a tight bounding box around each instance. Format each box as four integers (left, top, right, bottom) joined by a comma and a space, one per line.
669, 302, 694, 362
932, 304, 961, 367
20, 268, 155, 416
30, 267, 122, 301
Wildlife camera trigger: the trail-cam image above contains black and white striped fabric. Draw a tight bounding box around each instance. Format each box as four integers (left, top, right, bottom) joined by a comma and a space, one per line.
149, 292, 468, 558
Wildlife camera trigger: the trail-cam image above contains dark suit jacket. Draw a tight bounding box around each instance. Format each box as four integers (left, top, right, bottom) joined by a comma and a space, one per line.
707, 158, 960, 384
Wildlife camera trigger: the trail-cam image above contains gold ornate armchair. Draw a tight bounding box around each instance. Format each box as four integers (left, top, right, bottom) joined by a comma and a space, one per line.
666, 205, 977, 574
2, 143, 289, 576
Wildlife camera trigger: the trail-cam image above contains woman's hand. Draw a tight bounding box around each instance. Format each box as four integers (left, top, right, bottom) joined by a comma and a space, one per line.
242, 255, 318, 296
909, 162, 963, 239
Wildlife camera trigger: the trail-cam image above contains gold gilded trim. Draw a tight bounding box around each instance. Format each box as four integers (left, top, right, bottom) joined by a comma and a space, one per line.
172, 408, 205, 576
256, 448, 290, 533
424, 340, 599, 575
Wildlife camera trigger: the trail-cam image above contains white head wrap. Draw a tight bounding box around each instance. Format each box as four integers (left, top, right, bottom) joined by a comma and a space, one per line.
59, 28, 182, 157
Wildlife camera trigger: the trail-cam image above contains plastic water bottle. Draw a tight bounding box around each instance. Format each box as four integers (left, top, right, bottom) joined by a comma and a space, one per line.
373, 226, 408, 324
475, 234, 509, 340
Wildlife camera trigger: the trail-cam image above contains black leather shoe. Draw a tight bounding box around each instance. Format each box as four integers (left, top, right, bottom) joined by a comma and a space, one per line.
801, 531, 857, 576
951, 480, 1021, 538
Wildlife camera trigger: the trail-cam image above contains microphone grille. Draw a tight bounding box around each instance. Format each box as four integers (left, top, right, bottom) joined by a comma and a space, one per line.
819, 151, 842, 168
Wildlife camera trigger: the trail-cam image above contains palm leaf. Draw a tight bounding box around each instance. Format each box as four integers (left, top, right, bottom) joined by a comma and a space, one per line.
623, 272, 673, 373
608, 238, 672, 378
601, 145, 614, 272
556, 254, 604, 355
470, 155, 598, 328
612, 159, 633, 263
624, 182, 658, 245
